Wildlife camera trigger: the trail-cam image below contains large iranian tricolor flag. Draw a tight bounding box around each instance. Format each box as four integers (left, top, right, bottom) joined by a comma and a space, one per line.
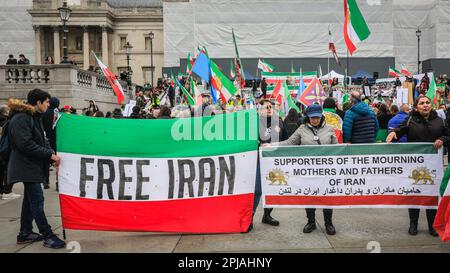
344, 0, 371, 55
434, 165, 450, 242
56, 110, 258, 233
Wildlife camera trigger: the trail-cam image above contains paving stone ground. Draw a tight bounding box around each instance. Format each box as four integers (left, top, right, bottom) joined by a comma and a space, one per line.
1, 172, 449, 253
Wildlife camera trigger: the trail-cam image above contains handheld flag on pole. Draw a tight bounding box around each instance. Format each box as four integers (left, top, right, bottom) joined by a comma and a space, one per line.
401, 64, 412, 77
298, 77, 327, 107
232, 28, 246, 88
190, 78, 202, 106
389, 66, 401, 78
192, 52, 211, 84
92, 51, 125, 104
426, 75, 437, 106
176, 78, 195, 106
344, 0, 371, 55
210, 59, 237, 102
295, 68, 306, 101
258, 59, 274, 73
186, 53, 194, 75
230, 60, 236, 79
329, 27, 341, 66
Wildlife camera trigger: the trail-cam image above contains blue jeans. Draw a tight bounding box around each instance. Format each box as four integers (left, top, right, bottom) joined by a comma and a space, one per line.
20, 182, 52, 236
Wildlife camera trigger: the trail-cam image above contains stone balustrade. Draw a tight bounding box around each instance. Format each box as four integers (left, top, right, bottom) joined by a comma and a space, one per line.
0, 64, 131, 112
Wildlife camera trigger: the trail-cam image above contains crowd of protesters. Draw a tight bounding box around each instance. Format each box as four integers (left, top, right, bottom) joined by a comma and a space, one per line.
1, 69, 450, 251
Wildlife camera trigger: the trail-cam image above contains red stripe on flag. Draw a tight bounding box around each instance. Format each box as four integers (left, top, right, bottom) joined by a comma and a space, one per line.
265, 195, 438, 206
59, 193, 253, 233
343, 0, 357, 55
433, 196, 450, 242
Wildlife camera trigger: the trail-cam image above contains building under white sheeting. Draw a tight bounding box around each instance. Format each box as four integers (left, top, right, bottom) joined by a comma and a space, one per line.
0, 0, 34, 64
164, 0, 450, 76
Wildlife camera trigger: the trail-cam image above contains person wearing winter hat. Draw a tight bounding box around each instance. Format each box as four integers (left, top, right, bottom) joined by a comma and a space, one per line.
277, 103, 339, 235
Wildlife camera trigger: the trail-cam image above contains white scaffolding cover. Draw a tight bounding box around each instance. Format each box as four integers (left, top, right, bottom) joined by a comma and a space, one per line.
0, 0, 34, 64
164, 0, 450, 74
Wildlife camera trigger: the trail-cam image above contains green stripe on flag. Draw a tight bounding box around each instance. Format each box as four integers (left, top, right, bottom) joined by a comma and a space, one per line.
348, 0, 371, 41
440, 165, 450, 197
262, 144, 439, 157
57, 110, 258, 158
210, 60, 237, 99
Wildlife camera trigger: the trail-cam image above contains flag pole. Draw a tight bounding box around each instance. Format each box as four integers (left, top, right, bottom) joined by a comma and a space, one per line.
327, 25, 330, 79
346, 49, 349, 93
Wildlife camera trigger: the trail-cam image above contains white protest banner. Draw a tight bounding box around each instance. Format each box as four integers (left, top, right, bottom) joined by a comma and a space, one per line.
396, 87, 409, 105
332, 91, 343, 105
57, 110, 258, 233
364, 86, 371, 97
261, 143, 443, 209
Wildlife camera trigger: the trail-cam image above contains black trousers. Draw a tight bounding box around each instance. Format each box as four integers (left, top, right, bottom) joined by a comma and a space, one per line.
409, 209, 436, 229
306, 208, 333, 224
0, 161, 12, 194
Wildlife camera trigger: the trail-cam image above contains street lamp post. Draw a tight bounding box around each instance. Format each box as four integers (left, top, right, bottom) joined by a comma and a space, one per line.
123, 41, 133, 95
149, 31, 155, 87
58, 2, 72, 64
416, 28, 422, 74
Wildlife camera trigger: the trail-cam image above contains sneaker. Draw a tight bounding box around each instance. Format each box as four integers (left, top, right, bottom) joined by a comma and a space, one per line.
1, 192, 21, 200
43, 234, 66, 249
17, 232, 43, 244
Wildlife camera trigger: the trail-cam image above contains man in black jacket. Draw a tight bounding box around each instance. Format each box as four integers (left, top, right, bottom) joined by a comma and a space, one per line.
7, 89, 65, 248
6, 54, 17, 64
260, 78, 268, 99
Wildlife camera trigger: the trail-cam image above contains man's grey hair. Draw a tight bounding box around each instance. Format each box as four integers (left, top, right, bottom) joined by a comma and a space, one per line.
0, 105, 9, 116
400, 104, 410, 113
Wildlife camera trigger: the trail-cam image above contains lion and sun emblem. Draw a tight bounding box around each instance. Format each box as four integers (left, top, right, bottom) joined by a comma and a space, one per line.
266, 168, 289, 185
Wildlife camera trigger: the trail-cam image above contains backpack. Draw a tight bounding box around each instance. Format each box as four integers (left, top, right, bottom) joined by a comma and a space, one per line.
0, 121, 11, 162
0, 115, 34, 162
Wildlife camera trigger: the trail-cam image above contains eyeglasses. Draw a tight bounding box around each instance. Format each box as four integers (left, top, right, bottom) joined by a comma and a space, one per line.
262, 105, 272, 110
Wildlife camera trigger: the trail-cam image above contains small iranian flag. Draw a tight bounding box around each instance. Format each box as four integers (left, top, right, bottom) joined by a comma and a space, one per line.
186, 53, 194, 75
258, 59, 274, 73
426, 75, 437, 106
190, 78, 202, 106
230, 60, 236, 79
344, 0, 371, 55
389, 66, 401, 78
434, 164, 450, 242
176, 78, 195, 106
401, 64, 412, 77
210, 60, 237, 102
92, 51, 125, 104
329, 27, 341, 66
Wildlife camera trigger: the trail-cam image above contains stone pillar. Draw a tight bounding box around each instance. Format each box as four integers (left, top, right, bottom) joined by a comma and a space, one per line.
53, 26, 61, 64
101, 26, 109, 66
33, 25, 41, 64
83, 26, 90, 70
